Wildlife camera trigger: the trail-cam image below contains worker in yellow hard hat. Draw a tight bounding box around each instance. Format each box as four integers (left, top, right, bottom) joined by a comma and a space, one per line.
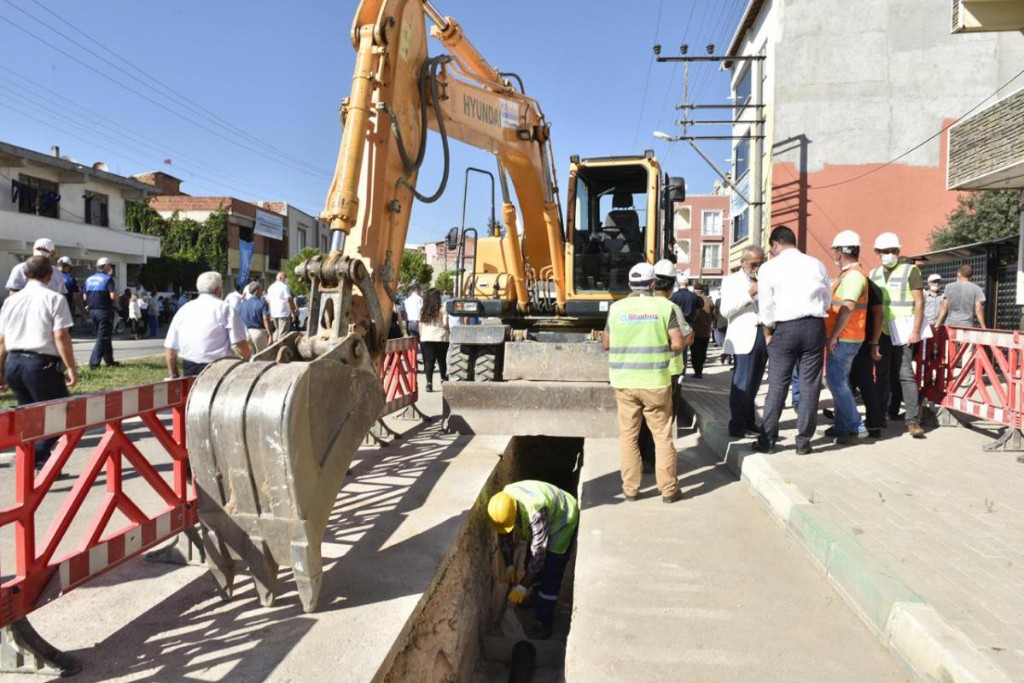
487, 480, 579, 640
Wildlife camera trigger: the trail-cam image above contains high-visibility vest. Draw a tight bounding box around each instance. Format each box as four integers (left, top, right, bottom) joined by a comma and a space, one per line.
826, 265, 868, 343
504, 480, 579, 555
607, 294, 674, 389
870, 263, 918, 333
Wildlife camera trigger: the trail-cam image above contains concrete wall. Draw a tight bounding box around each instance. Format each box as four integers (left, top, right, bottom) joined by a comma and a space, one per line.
0, 157, 160, 291
731, 0, 1024, 266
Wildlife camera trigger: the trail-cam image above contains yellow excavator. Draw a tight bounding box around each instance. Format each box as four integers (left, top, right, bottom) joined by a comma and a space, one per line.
185, 0, 684, 612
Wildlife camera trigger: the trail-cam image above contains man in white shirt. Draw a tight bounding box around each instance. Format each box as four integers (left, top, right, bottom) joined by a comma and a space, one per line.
720, 246, 767, 438
755, 226, 830, 455
265, 271, 295, 343
165, 271, 250, 378
6, 238, 67, 296
403, 284, 423, 336
0, 256, 78, 469
224, 285, 243, 312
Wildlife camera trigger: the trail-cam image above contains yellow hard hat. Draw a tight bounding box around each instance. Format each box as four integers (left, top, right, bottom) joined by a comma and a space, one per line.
487, 491, 517, 534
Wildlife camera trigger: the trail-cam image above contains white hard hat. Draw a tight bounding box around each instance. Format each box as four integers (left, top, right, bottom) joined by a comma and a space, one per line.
831, 229, 861, 248
628, 262, 656, 288
653, 259, 676, 278
33, 238, 55, 255
57, 256, 72, 266
927, 273, 942, 282
873, 232, 901, 250
96, 257, 112, 267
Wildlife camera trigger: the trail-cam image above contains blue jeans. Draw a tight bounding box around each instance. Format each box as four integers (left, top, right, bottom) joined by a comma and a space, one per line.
827, 341, 865, 435
89, 308, 115, 368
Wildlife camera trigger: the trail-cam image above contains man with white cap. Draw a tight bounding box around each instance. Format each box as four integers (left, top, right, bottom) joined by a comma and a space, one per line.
6, 238, 66, 295
55, 256, 85, 322
84, 257, 119, 369
604, 262, 688, 503
924, 273, 944, 326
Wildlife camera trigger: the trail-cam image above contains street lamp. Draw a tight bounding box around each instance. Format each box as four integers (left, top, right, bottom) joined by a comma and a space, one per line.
653, 130, 677, 142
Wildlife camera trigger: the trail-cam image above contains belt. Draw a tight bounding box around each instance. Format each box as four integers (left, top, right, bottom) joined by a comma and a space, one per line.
9, 350, 60, 361
775, 315, 822, 324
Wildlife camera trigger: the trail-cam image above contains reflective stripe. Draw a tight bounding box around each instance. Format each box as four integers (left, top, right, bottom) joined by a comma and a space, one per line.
608, 345, 670, 353
609, 360, 671, 370
831, 300, 868, 309
538, 591, 559, 601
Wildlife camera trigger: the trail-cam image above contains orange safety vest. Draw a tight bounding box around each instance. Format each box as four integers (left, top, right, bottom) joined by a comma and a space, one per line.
826, 264, 868, 343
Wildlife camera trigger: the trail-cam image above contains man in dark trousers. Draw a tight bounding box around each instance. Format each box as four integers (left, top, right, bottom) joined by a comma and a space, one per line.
0, 256, 79, 469
755, 226, 831, 455
689, 282, 714, 378
84, 257, 119, 369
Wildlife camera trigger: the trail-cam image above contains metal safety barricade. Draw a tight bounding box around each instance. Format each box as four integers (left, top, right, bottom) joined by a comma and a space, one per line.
918, 326, 1024, 451
380, 336, 419, 417
0, 379, 195, 674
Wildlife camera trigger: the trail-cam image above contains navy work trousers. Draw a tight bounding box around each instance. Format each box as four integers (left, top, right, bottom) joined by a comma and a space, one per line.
6, 353, 69, 464
89, 308, 115, 368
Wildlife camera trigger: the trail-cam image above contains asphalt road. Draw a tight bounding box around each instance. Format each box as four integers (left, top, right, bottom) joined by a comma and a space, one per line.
70, 334, 167, 365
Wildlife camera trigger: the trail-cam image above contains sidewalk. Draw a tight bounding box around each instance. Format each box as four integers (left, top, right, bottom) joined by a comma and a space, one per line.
678, 360, 1024, 682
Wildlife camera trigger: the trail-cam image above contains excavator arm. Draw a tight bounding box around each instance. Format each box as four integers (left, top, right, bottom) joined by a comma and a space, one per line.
184, 0, 565, 614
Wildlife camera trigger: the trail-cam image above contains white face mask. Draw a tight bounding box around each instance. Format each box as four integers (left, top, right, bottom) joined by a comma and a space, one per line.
929, 283, 940, 292
880, 253, 899, 268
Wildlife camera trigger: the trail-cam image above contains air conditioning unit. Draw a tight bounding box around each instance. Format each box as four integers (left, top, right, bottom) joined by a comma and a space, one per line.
952, 0, 1024, 33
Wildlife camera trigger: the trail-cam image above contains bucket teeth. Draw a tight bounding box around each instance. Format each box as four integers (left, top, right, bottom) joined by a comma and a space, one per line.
186, 335, 384, 612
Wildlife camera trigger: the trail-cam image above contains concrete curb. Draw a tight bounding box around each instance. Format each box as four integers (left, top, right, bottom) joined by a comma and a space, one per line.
682, 397, 1013, 683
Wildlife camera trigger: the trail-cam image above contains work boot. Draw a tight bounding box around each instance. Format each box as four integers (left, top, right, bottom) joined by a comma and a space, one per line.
662, 490, 682, 504
907, 421, 925, 439
529, 620, 553, 640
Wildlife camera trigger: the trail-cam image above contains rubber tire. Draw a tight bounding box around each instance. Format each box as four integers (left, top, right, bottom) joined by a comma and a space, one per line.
447, 343, 468, 382
474, 347, 498, 381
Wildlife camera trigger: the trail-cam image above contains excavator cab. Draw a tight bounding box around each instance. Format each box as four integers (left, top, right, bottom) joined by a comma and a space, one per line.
563, 153, 673, 317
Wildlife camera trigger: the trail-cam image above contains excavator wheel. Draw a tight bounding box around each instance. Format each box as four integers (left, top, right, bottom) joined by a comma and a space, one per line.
186, 333, 384, 612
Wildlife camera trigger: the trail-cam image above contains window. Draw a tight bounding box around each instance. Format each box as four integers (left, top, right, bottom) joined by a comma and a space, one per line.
734, 133, 750, 180
734, 64, 752, 117
732, 211, 749, 243
14, 174, 60, 219
676, 238, 691, 265
297, 229, 307, 251
673, 205, 691, 235
701, 210, 723, 236
85, 192, 109, 227
321, 235, 329, 253
701, 244, 722, 270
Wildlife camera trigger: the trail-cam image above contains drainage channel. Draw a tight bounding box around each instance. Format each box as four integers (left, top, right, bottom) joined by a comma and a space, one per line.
472, 436, 582, 683
373, 435, 582, 683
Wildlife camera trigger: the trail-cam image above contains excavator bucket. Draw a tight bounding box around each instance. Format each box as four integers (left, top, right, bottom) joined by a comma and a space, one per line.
186, 256, 387, 612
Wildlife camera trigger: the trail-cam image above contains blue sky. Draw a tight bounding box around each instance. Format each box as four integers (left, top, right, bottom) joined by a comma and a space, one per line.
0, 0, 747, 245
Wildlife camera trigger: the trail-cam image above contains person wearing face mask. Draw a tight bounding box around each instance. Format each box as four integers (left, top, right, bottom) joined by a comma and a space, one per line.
870, 232, 926, 439
924, 274, 944, 326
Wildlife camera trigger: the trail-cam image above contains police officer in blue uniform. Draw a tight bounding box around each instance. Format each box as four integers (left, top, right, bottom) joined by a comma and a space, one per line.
84, 257, 120, 369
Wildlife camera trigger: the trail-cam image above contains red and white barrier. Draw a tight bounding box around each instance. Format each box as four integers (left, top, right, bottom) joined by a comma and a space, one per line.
380, 336, 419, 417
0, 379, 196, 629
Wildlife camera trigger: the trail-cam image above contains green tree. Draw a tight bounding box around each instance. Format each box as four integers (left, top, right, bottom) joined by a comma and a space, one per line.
399, 249, 433, 290
929, 190, 1021, 251
434, 269, 456, 294
284, 247, 321, 297
126, 204, 230, 291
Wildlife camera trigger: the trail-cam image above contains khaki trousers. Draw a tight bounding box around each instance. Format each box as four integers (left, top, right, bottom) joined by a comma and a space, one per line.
247, 328, 269, 354
272, 317, 291, 343
615, 387, 678, 497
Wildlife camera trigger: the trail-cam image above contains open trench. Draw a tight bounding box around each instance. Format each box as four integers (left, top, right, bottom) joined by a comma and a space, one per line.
376, 436, 583, 683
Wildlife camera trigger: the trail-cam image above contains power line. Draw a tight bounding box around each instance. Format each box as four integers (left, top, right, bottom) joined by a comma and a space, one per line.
630, 0, 666, 151
815, 66, 1024, 191
0, 11, 329, 180
22, 0, 325, 176
0, 68, 326, 207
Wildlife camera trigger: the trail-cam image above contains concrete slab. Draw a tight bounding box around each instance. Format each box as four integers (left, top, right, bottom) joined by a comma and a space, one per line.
678, 361, 1022, 682
1, 388, 511, 682
566, 435, 910, 682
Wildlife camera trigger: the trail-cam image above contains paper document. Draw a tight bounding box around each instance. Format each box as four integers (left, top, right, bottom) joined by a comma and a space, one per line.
888, 316, 932, 346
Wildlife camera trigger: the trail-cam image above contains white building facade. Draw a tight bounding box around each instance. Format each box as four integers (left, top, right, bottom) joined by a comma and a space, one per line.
0, 141, 160, 292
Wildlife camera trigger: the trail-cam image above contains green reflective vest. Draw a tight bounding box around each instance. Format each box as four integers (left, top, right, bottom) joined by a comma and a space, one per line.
607, 294, 674, 389
870, 263, 918, 333
505, 480, 579, 555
